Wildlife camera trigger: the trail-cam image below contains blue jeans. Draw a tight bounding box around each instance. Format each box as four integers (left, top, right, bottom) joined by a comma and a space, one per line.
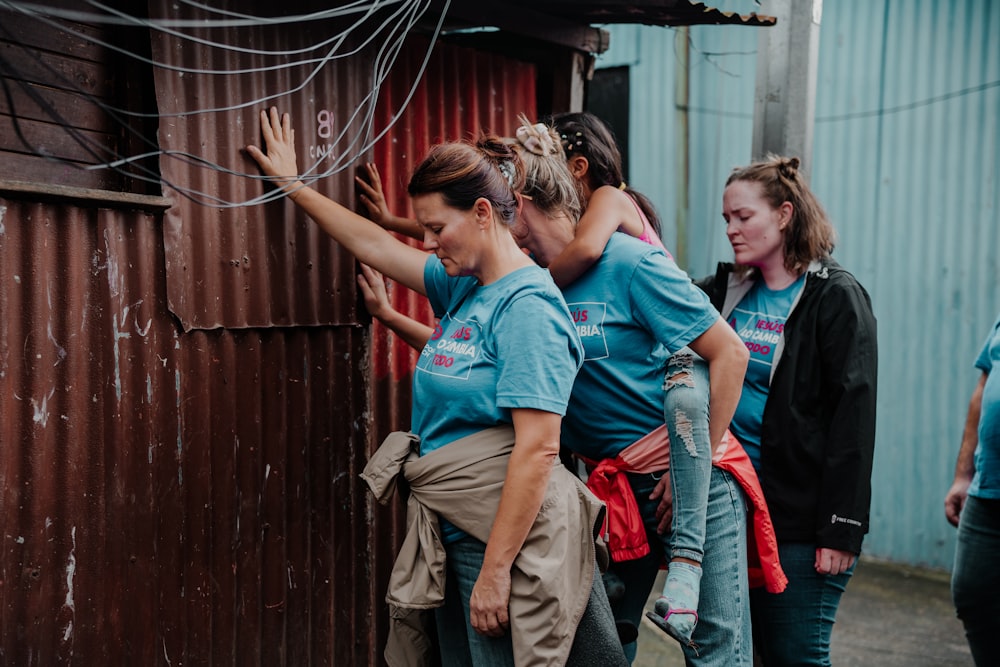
749, 541, 854, 666
664, 351, 712, 563
951, 495, 1000, 667
611, 467, 750, 666
436, 537, 514, 666
435, 536, 627, 666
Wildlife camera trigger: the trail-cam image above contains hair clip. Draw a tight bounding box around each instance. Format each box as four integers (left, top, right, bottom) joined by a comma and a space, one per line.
515, 114, 557, 156
498, 159, 516, 187
559, 131, 584, 154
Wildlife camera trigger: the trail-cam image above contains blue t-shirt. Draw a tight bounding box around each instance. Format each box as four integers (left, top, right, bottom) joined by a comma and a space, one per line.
559, 234, 719, 460
728, 275, 805, 469
970, 313, 1000, 499
414, 256, 584, 456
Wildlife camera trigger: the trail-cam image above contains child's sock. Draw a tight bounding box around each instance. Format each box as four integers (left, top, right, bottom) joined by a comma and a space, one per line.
652, 561, 702, 644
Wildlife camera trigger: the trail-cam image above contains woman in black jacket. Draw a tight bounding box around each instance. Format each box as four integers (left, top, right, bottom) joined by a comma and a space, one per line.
697, 155, 877, 667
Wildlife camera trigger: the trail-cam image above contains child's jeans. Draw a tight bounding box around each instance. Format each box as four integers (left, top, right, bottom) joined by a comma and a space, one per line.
664, 350, 712, 563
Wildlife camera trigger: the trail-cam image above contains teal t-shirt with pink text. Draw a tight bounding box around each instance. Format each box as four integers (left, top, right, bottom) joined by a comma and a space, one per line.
728, 274, 805, 469
413, 257, 583, 456
559, 234, 718, 461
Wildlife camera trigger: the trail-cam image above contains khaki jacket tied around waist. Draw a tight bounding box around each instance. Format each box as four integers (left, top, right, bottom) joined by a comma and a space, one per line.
360, 425, 608, 667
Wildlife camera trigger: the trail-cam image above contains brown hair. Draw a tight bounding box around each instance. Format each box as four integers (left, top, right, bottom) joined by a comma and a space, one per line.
548, 111, 662, 235
407, 136, 525, 227
726, 154, 836, 275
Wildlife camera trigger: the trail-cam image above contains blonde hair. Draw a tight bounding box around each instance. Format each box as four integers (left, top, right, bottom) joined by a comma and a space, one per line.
509, 115, 581, 223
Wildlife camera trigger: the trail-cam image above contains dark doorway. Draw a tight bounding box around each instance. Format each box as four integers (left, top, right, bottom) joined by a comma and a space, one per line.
587, 66, 630, 181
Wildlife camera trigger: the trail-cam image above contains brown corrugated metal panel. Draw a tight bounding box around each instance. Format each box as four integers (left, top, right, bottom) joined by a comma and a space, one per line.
150, 1, 380, 331
0, 194, 389, 664
149, 1, 541, 334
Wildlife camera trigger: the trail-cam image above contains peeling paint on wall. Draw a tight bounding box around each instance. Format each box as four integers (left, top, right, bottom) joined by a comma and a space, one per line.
62, 527, 76, 644
46, 320, 67, 367
31, 388, 55, 427
112, 312, 128, 403
175, 368, 182, 487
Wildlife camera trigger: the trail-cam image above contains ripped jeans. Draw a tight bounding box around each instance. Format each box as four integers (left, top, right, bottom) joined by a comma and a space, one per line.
663, 349, 712, 563
611, 467, 750, 665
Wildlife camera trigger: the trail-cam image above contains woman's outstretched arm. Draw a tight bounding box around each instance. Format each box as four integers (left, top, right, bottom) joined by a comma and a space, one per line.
246, 107, 429, 295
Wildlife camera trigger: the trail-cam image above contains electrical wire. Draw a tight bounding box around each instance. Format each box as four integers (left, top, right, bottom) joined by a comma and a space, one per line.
88, 0, 398, 60
1, 0, 420, 109
3, 1, 995, 207
0, 0, 400, 28
174, 0, 383, 22
816, 79, 1000, 123
0, 0, 451, 207
677, 80, 1000, 124
665, 27, 999, 124
246, 0, 452, 209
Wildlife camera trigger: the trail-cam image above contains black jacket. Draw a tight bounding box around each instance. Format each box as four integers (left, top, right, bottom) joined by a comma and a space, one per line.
697, 258, 877, 553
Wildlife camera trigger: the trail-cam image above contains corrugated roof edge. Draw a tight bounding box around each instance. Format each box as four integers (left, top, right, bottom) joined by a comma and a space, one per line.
505, 0, 777, 27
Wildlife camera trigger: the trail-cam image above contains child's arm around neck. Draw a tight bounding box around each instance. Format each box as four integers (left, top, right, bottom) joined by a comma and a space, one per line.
546, 185, 644, 287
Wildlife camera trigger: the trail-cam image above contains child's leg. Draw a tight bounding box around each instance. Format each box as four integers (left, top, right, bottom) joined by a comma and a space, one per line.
663, 350, 713, 561
650, 350, 713, 646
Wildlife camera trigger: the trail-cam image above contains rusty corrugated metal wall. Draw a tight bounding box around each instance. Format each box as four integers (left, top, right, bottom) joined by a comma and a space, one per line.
1, 1, 539, 664
150, 3, 377, 331
0, 195, 376, 665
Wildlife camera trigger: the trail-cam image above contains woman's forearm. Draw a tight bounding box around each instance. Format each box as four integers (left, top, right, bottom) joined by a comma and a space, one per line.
481, 410, 561, 573
707, 352, 746, 453
379, 308, 434, 351
382, 213, 425, 241
286, 185, 429, 293
691, 318, 749, 453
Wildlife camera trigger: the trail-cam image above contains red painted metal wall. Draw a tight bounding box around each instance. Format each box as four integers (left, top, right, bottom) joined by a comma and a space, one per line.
366, 35, 538, 442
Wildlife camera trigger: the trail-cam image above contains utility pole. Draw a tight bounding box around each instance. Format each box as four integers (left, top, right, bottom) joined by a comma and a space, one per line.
752, 0, 822, 182
674, 26, 690, 270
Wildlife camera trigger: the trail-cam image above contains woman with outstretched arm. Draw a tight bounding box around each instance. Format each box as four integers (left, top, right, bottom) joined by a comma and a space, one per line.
246, 108, 626, 667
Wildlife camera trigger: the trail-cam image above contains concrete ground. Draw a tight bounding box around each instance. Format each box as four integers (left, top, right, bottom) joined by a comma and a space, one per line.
633, 558, 973, 667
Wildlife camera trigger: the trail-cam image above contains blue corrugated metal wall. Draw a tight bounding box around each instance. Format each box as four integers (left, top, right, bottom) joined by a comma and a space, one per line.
599, 0, 1000, 569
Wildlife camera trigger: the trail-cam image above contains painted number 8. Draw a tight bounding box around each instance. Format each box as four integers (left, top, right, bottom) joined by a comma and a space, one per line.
317, 109, 334, 139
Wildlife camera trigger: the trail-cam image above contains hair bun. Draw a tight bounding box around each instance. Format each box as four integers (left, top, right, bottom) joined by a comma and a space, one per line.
514, 113, 558, 156
475, 135, 524, 190
773, 155, 801, 179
